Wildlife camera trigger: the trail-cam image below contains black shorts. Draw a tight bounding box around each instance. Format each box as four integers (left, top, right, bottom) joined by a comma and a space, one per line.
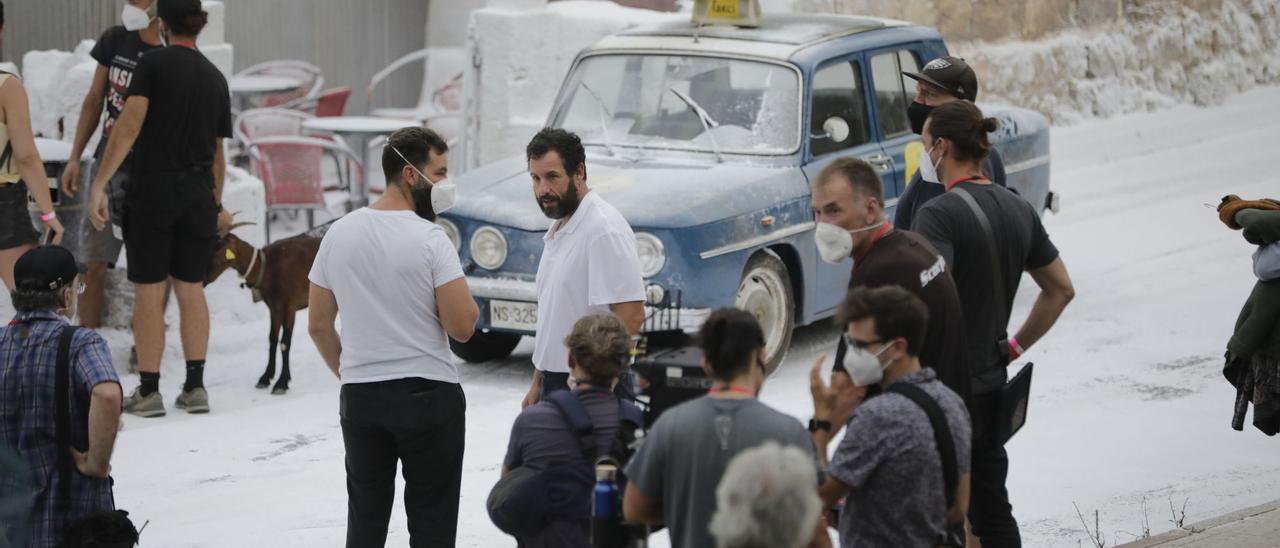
0, 182, 39, 249
123, 169, 218, 284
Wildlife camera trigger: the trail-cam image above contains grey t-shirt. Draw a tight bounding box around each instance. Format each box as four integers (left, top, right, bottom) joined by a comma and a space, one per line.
625, 396, 817, 548
829, 369, 972, 548
503, 389, 622, 548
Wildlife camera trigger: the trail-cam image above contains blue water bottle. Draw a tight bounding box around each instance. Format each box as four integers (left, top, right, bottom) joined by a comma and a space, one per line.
592, 463, 625, 548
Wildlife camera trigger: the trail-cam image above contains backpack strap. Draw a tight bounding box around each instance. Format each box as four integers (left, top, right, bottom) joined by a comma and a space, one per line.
887, 382, 958, 509
547, 390, 598, 462
54, 325, 79, 514
953, 187, 1010, 359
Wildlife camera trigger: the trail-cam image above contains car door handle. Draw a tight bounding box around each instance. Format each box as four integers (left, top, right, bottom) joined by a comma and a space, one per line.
864, 154, 894, 174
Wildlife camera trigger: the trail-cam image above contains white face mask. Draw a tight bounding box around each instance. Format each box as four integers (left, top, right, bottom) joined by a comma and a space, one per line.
389, 143, 457, 215
843, 336, 894, 387
918, 143, 942, 184
814, 221, 885, 264
122, 4, 153, 31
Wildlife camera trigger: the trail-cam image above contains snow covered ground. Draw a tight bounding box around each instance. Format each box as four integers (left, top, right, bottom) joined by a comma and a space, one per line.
10, 85, 1277, 547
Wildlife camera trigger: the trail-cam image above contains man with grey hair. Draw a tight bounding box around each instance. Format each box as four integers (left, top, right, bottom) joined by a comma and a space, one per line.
710, 442, 825, 548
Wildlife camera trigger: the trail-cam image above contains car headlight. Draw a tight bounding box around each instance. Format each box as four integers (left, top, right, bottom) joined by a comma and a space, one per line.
437, 218, 461, 250
635, 232, 666, 278
470, 226, 508, 270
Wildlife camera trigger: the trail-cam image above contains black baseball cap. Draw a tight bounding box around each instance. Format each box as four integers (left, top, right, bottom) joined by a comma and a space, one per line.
157, 0, 203, 25
14, 246, 83, 292
903, 56, 978, 102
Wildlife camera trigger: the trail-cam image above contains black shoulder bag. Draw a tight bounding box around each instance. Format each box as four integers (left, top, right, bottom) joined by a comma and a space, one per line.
952, 187, 1033, 445
886, 382, 963, 547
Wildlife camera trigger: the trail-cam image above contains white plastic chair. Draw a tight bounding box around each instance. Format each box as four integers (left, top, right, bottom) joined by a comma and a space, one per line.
366, 47, 465, 139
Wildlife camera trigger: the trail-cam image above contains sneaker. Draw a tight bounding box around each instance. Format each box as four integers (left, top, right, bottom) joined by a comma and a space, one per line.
174, 387, 210, 414
124, 387, 166, 418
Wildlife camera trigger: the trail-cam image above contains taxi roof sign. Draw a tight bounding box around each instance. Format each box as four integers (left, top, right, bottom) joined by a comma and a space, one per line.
692, 0, 762, 28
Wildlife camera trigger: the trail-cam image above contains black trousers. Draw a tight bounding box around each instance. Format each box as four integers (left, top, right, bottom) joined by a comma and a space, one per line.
340, 378, 466, 548
968, 390, 1021, 547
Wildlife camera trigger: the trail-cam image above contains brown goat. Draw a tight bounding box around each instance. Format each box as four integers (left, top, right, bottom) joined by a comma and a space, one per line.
206, 232, 321, 394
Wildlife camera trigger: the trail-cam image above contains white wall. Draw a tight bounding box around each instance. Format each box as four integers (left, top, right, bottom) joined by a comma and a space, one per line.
462, 0, 683, 168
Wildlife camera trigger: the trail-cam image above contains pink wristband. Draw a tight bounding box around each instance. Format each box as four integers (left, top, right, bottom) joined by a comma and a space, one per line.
40, 211, 56, 222
1008, 337, 1025, 359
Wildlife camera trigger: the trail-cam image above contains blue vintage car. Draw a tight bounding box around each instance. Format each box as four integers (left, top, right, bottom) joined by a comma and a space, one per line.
441, 14, 1053, 369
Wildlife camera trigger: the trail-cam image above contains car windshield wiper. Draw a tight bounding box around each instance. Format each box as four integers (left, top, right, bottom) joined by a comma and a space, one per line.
578, 81, 621, 158
668, 87, 723, 163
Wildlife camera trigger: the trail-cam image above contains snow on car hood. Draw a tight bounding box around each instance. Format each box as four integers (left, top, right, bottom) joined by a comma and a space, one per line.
450, 154, 805, 231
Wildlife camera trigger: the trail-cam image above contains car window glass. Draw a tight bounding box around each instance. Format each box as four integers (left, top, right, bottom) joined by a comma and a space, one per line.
871, 51, 912, 138
810, 60, 870, 157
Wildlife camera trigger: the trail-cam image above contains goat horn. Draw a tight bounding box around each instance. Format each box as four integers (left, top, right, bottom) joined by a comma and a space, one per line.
226, 221, 257, 233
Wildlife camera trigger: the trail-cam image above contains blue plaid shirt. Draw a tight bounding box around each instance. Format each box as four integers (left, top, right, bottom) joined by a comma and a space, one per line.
0, 310, 119, 548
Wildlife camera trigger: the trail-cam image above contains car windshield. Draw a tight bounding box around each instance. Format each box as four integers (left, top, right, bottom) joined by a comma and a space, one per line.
550, 54, 800, 156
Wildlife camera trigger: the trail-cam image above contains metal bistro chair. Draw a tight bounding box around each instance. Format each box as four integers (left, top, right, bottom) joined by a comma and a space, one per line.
233, 60, 324, 110
285, 86, 352, 117
247, 135, 363, 242
232, 107, 313, 169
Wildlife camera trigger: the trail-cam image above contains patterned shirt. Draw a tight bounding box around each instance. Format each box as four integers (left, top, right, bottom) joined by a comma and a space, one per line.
0, 310, 119, 548
828, 368, 972, 548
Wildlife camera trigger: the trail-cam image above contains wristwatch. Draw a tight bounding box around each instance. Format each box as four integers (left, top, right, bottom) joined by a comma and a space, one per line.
808, 418, 832, 433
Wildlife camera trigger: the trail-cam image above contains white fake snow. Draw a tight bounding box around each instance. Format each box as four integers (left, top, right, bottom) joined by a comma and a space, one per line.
0, 84, 1267, 547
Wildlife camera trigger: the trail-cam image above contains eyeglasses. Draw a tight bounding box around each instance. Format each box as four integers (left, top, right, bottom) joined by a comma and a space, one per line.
843, 332, 883, 351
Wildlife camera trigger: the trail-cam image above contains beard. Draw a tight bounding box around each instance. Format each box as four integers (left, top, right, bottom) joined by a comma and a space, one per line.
410, 180, 436, 222
538, 181, 581, 220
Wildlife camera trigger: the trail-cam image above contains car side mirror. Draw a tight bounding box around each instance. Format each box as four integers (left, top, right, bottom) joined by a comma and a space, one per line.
811, 117, 851, 144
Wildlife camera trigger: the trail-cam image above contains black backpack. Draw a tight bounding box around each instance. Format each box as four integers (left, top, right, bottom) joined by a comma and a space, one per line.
487, 389, 643, 538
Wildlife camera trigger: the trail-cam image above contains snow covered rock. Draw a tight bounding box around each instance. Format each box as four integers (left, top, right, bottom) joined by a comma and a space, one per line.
21, 50, 79, 138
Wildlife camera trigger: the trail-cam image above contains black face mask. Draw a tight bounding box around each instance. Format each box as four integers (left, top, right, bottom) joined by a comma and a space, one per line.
908, 101, 934, 135
409, 177, 436, 222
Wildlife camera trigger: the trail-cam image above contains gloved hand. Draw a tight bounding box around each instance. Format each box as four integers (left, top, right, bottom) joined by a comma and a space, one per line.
1218, 194, 1280, 229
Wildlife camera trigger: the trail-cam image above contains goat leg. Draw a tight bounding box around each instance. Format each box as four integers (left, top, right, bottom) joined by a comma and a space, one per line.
272, 311, 295, 395
259, 309, 281, 389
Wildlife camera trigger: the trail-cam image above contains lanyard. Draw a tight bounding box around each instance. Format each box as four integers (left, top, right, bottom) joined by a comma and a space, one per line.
170, 40, 197, 49
945, 176, 988, 193
854, 223, 893, 266
709, 384, 756, 397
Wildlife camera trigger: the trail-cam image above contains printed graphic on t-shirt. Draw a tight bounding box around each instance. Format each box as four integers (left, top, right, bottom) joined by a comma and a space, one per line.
104, 55, 140, 136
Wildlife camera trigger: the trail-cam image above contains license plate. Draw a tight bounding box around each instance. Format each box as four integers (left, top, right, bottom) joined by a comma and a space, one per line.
489, 300, 538, 331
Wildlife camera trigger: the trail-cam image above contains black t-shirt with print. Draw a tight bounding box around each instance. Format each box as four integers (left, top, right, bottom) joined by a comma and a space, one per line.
913, 180, 1059, 394
89, 25, 160, 148
127, 45, 231, 178
839, 229, 971, 405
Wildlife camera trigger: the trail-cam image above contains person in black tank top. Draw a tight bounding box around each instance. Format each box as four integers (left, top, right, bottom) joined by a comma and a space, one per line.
913, 101, 1075, 548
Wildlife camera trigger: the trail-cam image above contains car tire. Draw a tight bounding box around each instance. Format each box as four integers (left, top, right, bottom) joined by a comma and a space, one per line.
734, 251, 794, 374
449, 331, 523, 363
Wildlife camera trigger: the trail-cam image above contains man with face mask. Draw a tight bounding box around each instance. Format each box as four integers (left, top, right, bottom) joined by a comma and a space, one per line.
62, 0, 163, 330
0, 246, 123, 548
809, 286, 971, 548
895, 56, 1006, 232
86, 0, 233, 418
810, 157, 969, 407
524, 128, 645, 408
308, 126, 478, 547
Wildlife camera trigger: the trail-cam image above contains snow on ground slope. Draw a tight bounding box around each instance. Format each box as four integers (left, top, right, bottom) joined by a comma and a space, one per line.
8, 86, 1276, 547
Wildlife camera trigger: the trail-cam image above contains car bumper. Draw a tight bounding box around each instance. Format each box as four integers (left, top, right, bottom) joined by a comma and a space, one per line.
467, 276, 711, 334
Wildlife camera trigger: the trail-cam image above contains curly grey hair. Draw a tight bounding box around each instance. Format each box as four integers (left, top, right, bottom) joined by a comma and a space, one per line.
709, 441, 822, 548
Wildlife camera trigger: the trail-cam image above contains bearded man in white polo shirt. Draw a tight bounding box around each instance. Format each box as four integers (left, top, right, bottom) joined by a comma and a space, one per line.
522, 128, 646, 408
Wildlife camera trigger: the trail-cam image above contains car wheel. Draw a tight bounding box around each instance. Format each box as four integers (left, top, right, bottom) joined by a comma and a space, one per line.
734, 251, 794, 374
449, 331, 523, 363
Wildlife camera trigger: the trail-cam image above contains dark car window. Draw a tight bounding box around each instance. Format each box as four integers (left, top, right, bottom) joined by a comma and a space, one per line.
870, 51, 916, 138
810, 60, 870, 157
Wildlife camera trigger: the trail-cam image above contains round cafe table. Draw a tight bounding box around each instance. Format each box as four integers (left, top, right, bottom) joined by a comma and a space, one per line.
301, 116, 421, 208
228, 74, 302, 112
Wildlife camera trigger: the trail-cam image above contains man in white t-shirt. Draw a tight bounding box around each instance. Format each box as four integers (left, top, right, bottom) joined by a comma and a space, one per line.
523, 128, 646, 408
307, 127, 478, 547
